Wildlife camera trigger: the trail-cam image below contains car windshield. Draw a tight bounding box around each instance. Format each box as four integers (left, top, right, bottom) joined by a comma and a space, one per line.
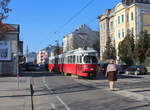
83, 56, 98, 64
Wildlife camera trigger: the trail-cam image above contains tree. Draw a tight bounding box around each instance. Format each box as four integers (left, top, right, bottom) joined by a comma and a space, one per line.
118, 30, 134, 65
133, 31, 150, 64
0, 0, 11, 21
102, 35, 116, 60
146, 48, 150, 57
93, 39, 100, 59
54, 40, 60, 55
0, 0, 11, 39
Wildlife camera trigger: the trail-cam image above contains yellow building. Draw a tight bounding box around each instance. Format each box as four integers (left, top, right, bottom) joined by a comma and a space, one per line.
99, 0, 150, 60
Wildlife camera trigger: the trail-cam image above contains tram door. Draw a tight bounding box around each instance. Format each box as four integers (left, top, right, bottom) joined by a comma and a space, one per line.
76, 56, 82, 75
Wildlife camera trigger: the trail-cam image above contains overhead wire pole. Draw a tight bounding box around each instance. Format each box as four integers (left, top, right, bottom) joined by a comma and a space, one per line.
49, 0, 95, 40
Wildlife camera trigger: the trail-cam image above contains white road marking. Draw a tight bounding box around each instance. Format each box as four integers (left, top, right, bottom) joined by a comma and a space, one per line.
44, 78, 71, 110
51, 103, 57, 110
43, 76, 46, 84
114, 90, 150, 104
44, 83, 54, 94
72, 76, 150, 103
56, 96, 71, 110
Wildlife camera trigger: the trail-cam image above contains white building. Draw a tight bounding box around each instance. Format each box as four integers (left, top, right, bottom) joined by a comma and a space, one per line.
36, 45, 57, 65
37, 50, 47, 65
63, 24, 99, 53
26, 52, 37, 64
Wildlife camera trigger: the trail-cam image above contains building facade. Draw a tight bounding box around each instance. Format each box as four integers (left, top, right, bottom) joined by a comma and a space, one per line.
26, 52, 37, 64
0, 23, 22, 75
36, 50, 47, 65
63, 24, 99, 53
99, 0, 150, 60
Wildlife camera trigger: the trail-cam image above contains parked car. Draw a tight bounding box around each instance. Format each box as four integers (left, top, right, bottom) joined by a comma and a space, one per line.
39, 64, 46, 71
35, 64, 40, 71
125, 65, 147, 75
99, 63, 109, 75
117, 64, 129, 74
26, 63, 36, 71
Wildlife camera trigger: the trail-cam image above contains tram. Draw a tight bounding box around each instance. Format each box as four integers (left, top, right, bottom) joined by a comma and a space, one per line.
48, 48, 99, 79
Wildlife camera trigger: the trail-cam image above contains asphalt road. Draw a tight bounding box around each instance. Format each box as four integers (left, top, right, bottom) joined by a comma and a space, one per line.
21, 71, 150, 110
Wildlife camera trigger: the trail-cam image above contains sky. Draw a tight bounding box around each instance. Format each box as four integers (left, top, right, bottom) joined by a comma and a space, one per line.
5, 0, 120, 53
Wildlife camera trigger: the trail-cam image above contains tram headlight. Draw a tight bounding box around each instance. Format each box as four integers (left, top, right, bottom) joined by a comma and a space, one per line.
84, 65, 88, 69
90, 68, 94, 71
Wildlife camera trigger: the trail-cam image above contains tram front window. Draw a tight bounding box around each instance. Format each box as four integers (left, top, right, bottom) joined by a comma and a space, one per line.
84, 56, 98, 64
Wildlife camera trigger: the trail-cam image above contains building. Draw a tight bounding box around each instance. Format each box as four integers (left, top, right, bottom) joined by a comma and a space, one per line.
36, 45, 62, 65
63, 24, 99, 53
37, 50, 47, 65
26, 52, 37, 64
0, 23, 22, 75
98, 0, 150, 60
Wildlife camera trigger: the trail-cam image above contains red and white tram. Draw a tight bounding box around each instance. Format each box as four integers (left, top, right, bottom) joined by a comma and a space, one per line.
48, 48, 99, 79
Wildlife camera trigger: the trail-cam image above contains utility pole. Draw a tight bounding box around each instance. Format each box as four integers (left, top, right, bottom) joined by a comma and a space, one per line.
17, 41, 19, 89
55, 40, 59, 55
26, 45, 29, 57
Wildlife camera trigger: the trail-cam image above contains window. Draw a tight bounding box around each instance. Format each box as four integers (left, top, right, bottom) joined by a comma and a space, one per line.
122, 29, 124, 37
122, 14, 124, 23
143, 0, 150, 3
127, 14, 129, 22
80, 56, 82, 63
101, 24, 102, 31
118, 30, 120, 38
110, 21, 113, 30
83, 56, 98, 64
131, 27, 134, 36
131, 12, 134, 21
73, 55, 75, 63
118, 16, 120, 24
104, 23, 105, 30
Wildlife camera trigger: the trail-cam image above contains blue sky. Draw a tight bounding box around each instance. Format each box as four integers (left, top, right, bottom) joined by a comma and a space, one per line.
5, 0, 120, 53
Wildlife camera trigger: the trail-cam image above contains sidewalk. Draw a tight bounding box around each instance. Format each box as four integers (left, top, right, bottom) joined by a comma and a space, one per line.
0, 76, 31, 110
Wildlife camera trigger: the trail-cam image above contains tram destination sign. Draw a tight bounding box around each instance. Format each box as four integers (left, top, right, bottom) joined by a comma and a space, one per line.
0, 41, 12, 61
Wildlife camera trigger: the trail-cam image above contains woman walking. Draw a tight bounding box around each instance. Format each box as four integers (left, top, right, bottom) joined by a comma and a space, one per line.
105, 59, 117, 91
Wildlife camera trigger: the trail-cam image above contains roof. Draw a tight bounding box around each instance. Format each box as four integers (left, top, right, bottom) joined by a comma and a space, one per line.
0, 22, 17, 32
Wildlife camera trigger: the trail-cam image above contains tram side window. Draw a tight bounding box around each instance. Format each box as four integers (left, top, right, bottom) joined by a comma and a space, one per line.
68, 56, 70, 64
62, 58, 63, 64
70, 56, 72, 64
59, 58, 60, 64
61, 58, 62, 64
64, 57, 66, 64
66, 57, 68, 64
73, 55, 75, 63
69, 56, 70, 64
68, 56, 69, 64
78, 56, 81, 63
80, 56, 82, 63
58, 58, 59, 64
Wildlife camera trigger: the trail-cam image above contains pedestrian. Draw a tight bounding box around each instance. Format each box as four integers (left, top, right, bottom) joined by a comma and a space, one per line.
105, 59, 117, 91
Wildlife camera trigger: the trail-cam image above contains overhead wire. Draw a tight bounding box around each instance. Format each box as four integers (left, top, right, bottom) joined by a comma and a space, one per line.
50, 0, 96, 39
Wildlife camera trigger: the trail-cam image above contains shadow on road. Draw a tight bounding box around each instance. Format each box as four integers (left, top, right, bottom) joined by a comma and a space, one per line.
117, 74, 143, 79
91, 72, 143, 81
20, 71, 60, 77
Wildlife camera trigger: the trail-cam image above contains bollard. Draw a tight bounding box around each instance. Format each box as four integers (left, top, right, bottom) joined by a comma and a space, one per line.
30, 83, 34, 96
30, 82, 34, 110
